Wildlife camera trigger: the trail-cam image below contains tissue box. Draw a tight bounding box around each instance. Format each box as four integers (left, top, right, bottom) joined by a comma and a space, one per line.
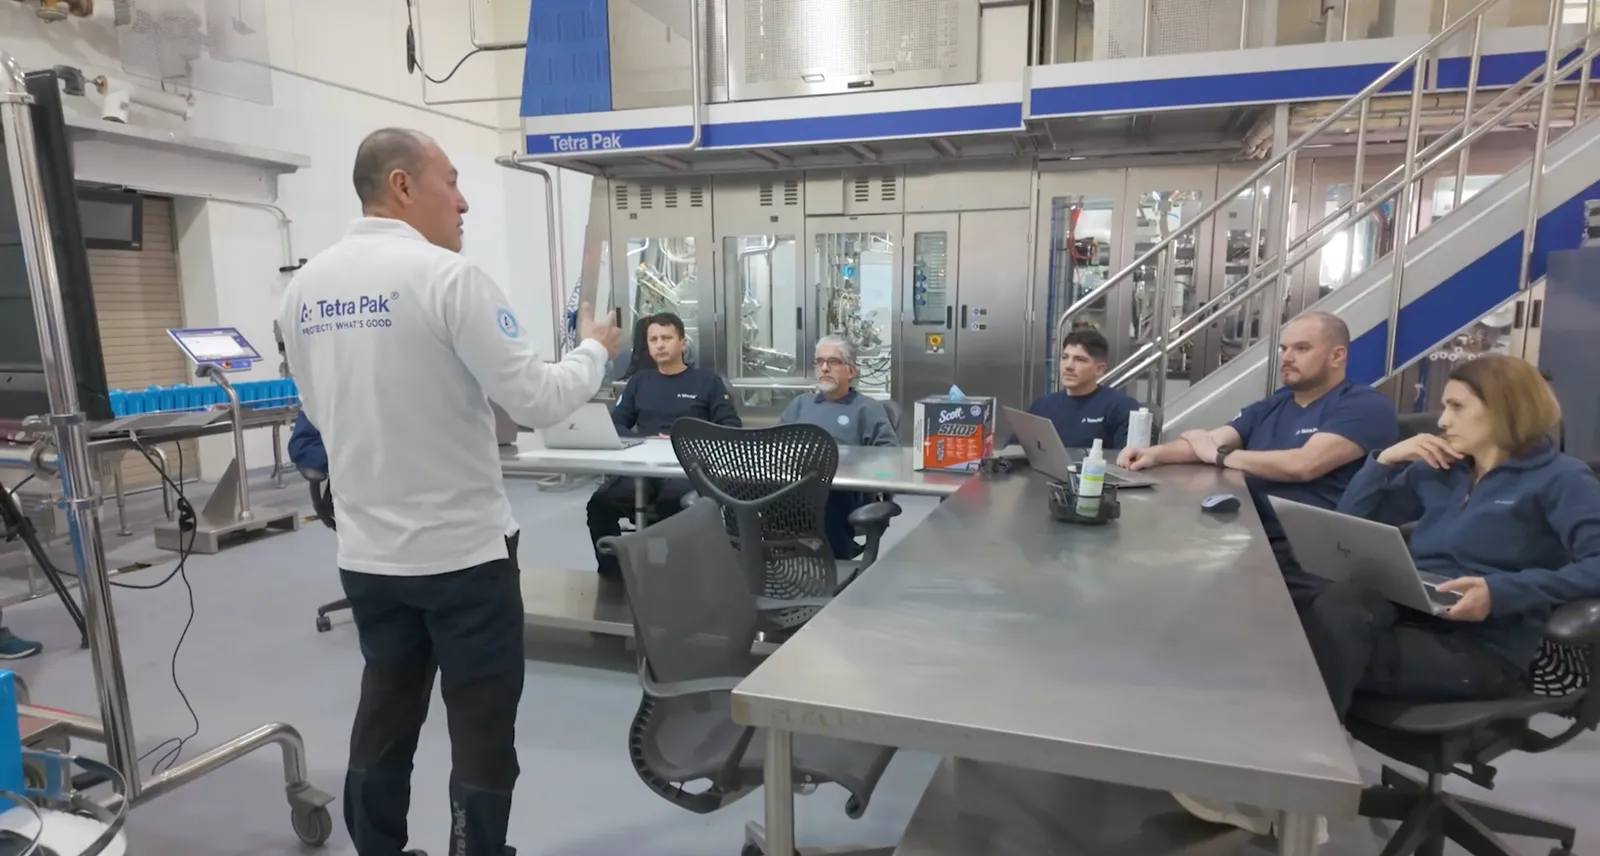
913, 396, 996, 473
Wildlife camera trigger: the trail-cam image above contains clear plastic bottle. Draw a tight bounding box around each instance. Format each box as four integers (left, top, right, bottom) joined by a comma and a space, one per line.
1076, 438, 1107, 518
1126, 407, 1154, 450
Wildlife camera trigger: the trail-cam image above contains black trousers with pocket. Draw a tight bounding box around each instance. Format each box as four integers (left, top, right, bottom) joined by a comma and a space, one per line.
340, 533, 524, 856
585, 476, 694, 575
1299, 578, 1527, 722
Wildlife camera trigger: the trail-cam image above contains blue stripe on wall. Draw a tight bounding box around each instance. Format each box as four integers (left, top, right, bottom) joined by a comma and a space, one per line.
522, 102, 1025, 154
1344, 177, 1600, 384
1028, 63, 1413, 117
1435, 49, 1600, 90
520, 0, 612, 118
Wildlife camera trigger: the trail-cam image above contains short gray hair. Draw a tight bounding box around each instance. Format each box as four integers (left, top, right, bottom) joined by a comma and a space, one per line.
815, 335, 857, 366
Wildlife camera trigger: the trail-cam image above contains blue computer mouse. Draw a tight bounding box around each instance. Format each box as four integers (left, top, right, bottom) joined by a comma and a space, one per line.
1200, 493, 1241, 514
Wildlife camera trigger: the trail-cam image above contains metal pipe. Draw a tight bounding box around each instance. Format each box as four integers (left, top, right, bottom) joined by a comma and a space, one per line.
1143, 0, 1155, 56
1453, 14, 1485, 214
1035, 0, 1047, 65
762, 729, 795, 856
1149, 250, 1172, 409
1240, 0, 1251, 49
1518, 0, 1567, 292
518, 0, 704, 162
138, 722, 309, 805
0, 443, 58, 476
495, 156, 567, 355
1341, 0, 1353, 40
1346, 98, 1370, 288
1578, 0, 1597, 124
1054, 0, 1507, 357
468, 0, 526, 50
1263, 101, 1296, 394
1244, 176, 1268, 349
18, 704, 104, 742
1, 50, 143, 799
1383, 46, 1428, 377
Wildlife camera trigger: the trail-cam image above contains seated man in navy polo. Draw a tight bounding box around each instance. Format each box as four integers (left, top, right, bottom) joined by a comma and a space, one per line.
1018, 327, 1140, 448
1117, 310, 1395, 842
1118, 310, 1398, 607
778, 334, 897, 559
588, 311, 740, 578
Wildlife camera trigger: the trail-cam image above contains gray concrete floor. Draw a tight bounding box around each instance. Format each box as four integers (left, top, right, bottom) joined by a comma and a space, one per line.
0, 474, 1594, 855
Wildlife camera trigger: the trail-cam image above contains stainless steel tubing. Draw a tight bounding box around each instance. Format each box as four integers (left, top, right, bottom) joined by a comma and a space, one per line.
138, 722, 309, 805
762, 729, 796, 856
495, 156, 567, 355
1, 49, 142, 799
1263, 153, 1297, 393
0, 443, 58, 476
1517, 0, 1566, 292
1149, 250, 1172, 408
218, 377, 253, 520
1453, 14, 1486, 214
1345, 99, 1369, 289
18, 704, 104, 741
1383, 53, 1429, 376
1142, 0, 1155, 56
1578, 1, 1597, 123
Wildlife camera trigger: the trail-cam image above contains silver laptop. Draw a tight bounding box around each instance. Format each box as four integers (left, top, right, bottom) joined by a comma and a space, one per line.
1002, 406, 1157, 489
1269, 496, 1461, 615
541, 402, 643, 451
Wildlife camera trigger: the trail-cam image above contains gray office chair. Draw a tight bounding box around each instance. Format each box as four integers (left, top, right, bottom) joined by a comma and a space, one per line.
881, 399, 902, 435
1350, 522, 1600, 855
670, 419, 899, 632
597, 499, 896, 828
299, 467, 350, 632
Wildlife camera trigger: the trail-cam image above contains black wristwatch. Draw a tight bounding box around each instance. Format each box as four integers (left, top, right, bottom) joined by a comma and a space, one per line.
1215, 445, 1236, 468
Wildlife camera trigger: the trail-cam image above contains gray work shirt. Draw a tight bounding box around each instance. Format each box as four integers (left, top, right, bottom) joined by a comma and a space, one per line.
779, 388, 897, 447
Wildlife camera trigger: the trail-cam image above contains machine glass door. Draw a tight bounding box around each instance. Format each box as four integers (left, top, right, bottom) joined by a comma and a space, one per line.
805, 216, 899, 398
953, 209, 1030, 418
1123, 167, 1215, 405
1033, 170, 1125, 401
623, 236, 705, 366
899, 212, 960, 418
722, 234, 804, 381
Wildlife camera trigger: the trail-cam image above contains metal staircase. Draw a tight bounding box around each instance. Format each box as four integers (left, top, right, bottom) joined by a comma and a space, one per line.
1059, 0, 1600, 436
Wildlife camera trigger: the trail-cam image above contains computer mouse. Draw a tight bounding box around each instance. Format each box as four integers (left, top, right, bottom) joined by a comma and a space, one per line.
1200, 493, 1241, 514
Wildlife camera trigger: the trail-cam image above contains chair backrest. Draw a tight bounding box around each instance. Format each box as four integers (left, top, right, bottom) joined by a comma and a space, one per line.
670, 419, 841, 599
298, 467, 336, 531
881, 399, 902, 434
604, 498, 763, 685
1397, 411, 1442, 440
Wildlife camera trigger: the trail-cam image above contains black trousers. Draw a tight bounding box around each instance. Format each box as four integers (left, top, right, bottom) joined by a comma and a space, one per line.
1300, 579, 1527, 722
586, 477, 693, 575
340, 534, 524, 856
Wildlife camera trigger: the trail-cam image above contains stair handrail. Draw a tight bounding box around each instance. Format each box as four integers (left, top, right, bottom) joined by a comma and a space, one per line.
1053, 0, 1515, 363
1106, 28, 1599, 384
1101, 19, 1600, 391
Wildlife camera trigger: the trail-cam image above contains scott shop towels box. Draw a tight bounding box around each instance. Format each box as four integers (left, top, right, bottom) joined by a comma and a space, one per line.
913, 395, 996, 473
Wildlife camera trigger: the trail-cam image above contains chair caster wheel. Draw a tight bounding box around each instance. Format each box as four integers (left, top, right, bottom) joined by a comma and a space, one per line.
315, 615, 332, 633
291, 805, 333, 846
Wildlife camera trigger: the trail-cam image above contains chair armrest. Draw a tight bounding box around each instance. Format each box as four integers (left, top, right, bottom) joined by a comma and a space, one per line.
679, 491, 700, 511
637, 659, 744, 699
1547, 598, 1600, 646
298, 467, 327, 483
848, 500, 902, 534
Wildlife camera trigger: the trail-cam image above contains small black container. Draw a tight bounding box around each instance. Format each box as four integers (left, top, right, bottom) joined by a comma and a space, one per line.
1047, 478, 1121, 525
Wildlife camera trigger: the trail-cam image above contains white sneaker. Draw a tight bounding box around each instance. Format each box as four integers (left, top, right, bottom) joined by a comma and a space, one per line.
1171, 794, 1330, 844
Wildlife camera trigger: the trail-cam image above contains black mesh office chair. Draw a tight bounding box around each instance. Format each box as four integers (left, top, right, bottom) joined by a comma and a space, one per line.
670, 419, 898, 633
1347, 609, 1599, 856
597, 499, 896, 829
299, 467, 350, 633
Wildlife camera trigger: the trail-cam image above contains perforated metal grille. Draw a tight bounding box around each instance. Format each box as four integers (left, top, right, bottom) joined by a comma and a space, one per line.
757, 179, 802, 207
740, 0, 964, 85
1104, 0, 1245, 59
613, 182, 710, 211
115, 0, 274, 105
852, 175, 897, 204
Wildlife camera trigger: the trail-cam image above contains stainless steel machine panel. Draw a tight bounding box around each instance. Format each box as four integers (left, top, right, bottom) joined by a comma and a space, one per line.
899, 212, 962, 410
607, 179, 716, 369
608, 0, 729, 110
806, 215, 901, 399
726, 0, 980, 101
954, 209, 1030, 416
711, 174, 808, 398
1032, 169, 1127, 403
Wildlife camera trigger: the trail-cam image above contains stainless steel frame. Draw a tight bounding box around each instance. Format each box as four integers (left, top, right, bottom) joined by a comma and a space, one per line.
1, 51, 334, 841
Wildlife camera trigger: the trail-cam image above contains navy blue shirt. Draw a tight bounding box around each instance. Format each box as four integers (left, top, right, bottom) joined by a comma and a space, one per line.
1339, 443, 1600, 668
1229, 379, 1398, 540
613, 366, 741, 436
1022, 385, 1140, 448
287, 413, 328, 474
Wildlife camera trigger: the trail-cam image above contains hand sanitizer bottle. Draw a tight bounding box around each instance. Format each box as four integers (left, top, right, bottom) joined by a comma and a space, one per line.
1076, 438, 1107, 518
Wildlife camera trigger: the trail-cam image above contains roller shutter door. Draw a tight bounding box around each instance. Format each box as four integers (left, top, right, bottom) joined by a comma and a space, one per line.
86, 195, 197, 490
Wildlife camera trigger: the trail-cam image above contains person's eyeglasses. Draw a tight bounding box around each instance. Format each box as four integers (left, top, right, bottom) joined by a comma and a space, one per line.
814, 357, 849, 369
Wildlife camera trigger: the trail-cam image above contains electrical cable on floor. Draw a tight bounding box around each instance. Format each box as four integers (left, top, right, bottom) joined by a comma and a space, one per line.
113, 436, 201, 777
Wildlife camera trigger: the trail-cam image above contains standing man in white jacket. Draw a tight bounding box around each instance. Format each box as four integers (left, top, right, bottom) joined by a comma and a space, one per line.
278, 127, 620, 856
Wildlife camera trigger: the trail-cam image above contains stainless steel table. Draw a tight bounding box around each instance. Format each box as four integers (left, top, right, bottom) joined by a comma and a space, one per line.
731, 466, 1363, 856
500, 433, 969, 639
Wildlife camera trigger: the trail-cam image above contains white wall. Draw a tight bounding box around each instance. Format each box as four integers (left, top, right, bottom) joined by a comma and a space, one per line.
3, 0, 595, 477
